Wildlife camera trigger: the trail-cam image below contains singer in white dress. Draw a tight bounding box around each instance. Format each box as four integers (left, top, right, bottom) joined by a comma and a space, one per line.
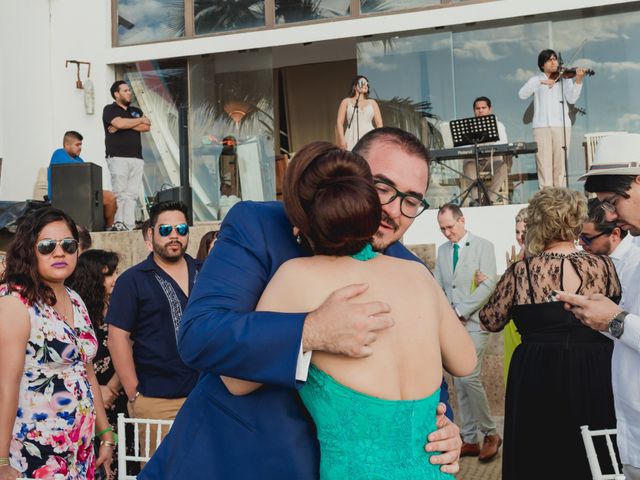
336, 75, 383, 151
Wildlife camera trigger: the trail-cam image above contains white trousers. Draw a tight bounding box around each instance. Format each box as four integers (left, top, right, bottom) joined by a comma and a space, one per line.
533, 127, 570, 188
106, 156, 144, 229
462, 156, 510, 203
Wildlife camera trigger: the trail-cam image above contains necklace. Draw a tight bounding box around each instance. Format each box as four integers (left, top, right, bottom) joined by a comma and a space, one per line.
53, 291, 74, 328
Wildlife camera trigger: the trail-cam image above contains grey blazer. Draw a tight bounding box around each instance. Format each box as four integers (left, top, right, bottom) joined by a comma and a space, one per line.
435, 232, 497, 331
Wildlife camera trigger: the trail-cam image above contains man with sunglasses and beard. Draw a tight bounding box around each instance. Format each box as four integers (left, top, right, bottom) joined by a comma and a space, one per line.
106, 201, 200, 460
141, 128, 463, 480
579, 198, 640, 287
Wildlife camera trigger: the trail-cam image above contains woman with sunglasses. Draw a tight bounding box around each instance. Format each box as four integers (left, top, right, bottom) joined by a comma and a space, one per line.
0, 208, 113, 480
479, 187, 620, 479
67, 250, 131, 479
336, 75, 383, 151
219, 142, 476, 479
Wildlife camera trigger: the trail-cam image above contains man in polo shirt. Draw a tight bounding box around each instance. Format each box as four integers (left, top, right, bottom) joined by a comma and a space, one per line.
106, 200, 200, 459
103, 80, 151, 230
48, 130, 117, 228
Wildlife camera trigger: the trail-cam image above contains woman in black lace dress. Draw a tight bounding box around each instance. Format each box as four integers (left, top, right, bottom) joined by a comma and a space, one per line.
67, 250, 136, 477
479, 188, 620, 480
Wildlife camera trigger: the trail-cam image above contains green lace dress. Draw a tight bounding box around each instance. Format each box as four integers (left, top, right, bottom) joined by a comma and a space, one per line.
298, 246, 452, 479
299, 366, 453, 479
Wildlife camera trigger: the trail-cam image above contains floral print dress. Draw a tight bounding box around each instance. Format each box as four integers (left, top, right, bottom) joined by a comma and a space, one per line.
2, 285, 99, 480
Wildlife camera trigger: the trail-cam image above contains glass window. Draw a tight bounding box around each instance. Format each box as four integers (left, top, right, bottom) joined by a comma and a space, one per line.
358, 33, 457, 207
189, 50, 276, 221
452, 22, 548, 203
194, 0, 265, 35
275, 0, 350, 24
360, 0, 439, 15
117, 0, 185, 46
552, 10, 640, 188
118, 60, 188, 213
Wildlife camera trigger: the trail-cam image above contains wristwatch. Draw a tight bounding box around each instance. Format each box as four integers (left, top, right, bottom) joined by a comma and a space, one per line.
608, 311, 628, 339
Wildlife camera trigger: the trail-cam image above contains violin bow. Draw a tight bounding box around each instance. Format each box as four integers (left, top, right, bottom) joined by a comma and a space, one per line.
554, 38, 588, 83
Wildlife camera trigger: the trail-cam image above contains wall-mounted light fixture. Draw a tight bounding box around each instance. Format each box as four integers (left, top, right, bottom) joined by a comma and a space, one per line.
65, 60, 94, 114
65, 60, 91, 89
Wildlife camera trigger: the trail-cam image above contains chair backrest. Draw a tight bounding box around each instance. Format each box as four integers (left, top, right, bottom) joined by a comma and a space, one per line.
584, 132, 628, 169
19, 477, 64, 480
32, 166, 48, 201
580, 425, 625, 479
117, 413, 174, 480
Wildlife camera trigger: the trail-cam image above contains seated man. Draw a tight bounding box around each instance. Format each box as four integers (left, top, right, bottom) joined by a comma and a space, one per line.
48, 130, 117, 228
461, 97, 510, 205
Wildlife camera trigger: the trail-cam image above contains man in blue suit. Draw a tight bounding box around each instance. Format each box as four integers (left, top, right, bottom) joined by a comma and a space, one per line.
140, 128, 462, 479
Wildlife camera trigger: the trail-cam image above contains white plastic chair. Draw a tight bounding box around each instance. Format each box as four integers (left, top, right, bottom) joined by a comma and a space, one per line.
581, 425, 625, 479
584, 132, 628, 169
19, 477, 64, 480
117, 413, 174, 480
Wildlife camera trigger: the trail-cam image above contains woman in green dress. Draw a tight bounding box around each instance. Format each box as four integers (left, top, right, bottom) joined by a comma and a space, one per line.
221, 142, 476, 479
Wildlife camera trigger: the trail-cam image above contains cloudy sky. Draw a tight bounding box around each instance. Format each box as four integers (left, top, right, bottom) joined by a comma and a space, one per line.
359, 9, 640, 190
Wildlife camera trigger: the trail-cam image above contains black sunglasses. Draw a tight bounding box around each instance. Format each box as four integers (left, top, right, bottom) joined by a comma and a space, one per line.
579, 230, 612, 247
37, 238, 79, 255
156, 223, 189, 237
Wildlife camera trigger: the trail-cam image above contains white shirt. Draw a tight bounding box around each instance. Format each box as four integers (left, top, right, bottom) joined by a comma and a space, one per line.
610, 235, 640, 286
494, 120, 508, 145
296, 344, 312, 381
518, 73, 583, 128
608, 236, 640, 467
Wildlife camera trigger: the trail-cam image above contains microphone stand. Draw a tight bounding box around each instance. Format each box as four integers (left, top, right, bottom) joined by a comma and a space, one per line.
346, 89, 361, 144
558, 52, 570, 187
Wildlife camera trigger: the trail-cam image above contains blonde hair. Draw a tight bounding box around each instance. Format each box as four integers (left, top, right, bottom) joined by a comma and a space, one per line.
525, 187, 587, 256
515, 207, 528, 224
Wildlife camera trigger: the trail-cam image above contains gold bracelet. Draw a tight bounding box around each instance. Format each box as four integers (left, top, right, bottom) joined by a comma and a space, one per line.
100, 440, 116, 449
0, 456, 10, 466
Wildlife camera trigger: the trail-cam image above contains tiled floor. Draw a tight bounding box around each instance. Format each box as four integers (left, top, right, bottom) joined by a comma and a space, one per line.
458, 454, 502, 480
457, 416, 504, 480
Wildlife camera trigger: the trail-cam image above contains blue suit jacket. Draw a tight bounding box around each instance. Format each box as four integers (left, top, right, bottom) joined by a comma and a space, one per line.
140, 201, 450, 479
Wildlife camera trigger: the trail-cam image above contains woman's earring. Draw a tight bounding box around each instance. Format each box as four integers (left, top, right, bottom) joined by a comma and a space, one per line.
296, 235, 302, 245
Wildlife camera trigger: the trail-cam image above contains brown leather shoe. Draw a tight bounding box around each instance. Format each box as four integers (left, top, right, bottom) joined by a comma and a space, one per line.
460, 442, 481, 457
478, 434, 502, 462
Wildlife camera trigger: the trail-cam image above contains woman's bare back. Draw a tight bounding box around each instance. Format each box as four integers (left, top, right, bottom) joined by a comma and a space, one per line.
257, 254, 474, 400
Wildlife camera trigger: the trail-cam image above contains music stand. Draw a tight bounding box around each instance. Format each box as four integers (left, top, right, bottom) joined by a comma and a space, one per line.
450, 114, 500, 206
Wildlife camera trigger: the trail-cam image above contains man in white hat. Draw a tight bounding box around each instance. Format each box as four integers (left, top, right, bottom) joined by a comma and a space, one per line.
557, 133, 640, 479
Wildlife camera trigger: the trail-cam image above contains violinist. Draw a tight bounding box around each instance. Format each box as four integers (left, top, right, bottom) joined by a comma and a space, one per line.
518, 49, 587, 188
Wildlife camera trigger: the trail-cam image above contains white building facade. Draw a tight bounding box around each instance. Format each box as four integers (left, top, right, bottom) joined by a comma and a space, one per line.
1, 0, 638, 266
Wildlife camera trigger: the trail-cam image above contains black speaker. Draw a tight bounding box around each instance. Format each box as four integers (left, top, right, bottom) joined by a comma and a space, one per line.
156, 186, 193, 225
51, 163, 104, 231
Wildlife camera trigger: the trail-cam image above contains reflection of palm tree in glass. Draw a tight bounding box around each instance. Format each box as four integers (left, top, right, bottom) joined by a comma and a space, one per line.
377, 97, 443, 148
193, 0, 264, 33
192, 0, 350, 32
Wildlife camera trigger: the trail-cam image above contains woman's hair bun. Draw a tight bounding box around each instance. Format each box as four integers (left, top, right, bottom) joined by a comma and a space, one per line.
283, 141, 381, 256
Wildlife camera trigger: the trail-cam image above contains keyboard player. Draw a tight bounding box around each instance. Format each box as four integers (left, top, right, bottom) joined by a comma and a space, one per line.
461, 97, 510, 204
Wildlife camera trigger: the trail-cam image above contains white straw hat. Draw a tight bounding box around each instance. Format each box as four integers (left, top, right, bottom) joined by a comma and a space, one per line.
579, 133, 640, 180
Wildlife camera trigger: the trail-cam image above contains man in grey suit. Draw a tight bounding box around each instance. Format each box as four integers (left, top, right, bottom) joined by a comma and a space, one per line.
435, 203, 501, 462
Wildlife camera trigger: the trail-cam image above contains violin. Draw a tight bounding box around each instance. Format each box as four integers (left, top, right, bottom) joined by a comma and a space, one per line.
550, 67, 595, 81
